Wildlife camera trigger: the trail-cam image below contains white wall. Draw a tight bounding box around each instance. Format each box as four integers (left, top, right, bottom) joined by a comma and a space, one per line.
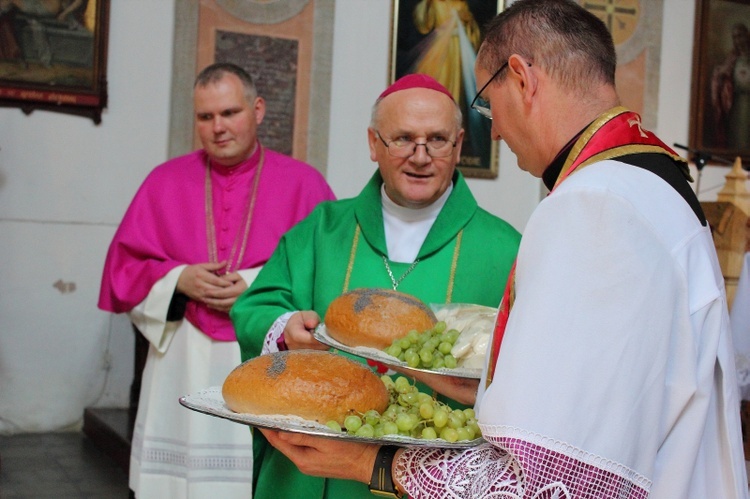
0, 0, 746, 433
0, 0, 175, 432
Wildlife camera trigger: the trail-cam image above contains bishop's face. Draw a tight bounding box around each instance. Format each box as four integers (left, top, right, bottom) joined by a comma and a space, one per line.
368, 87, 464, 209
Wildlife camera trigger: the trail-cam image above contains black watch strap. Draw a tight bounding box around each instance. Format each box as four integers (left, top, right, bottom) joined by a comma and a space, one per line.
369, 445, 403, 498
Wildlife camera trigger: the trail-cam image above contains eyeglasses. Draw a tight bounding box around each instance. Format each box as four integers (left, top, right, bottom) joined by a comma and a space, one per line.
470, 61, 509, 120
376, 131, 457, 158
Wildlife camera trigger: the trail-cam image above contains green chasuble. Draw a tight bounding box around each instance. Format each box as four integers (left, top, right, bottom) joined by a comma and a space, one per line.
231, 170, 520, 499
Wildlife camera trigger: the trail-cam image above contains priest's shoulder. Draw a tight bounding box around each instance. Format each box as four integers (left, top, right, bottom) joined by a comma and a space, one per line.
142, 150, 206, 182
281, 194, 357, 233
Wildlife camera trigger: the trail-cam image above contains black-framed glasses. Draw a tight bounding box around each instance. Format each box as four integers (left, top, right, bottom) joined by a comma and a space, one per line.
376, 131, 457, 158
470, 61, 509, 120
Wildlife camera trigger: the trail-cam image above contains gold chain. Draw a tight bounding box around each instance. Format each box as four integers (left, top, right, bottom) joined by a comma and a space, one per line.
205, 146, 265, 274
342, 223, 462, 301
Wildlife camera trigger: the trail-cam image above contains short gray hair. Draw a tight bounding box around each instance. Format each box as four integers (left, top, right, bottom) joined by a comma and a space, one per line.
369, 90, 463, 131
194, 62, 258, 102
478, 0, 616, 96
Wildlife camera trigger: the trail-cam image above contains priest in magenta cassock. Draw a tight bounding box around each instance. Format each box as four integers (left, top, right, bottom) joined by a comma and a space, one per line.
98, 63, 335, 499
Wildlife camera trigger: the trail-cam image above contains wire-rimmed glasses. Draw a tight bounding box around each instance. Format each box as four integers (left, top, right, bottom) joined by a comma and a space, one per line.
469, 61, 509, 120
376, 131, 457, 158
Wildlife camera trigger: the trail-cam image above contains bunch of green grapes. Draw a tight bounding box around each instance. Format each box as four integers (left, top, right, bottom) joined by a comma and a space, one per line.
325, 375, 481, 443
383, 321, 461, 369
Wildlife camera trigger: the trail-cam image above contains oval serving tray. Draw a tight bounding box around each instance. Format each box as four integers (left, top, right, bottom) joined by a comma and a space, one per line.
313, 324, 483, 379
180, 386, 484, 449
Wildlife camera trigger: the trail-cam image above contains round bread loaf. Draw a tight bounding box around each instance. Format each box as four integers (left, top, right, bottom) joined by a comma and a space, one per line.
222, 350, 389, 425
324, 288, 437, 349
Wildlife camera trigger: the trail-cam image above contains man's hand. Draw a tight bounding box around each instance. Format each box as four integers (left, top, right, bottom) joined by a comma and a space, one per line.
259, 429, 379, 483
389, 366, 479, 405
283, 311, 328, 350
176, 262, 248, 312
202, 271, 248, 312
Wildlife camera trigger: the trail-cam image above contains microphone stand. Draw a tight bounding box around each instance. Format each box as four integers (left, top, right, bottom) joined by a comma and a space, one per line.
673, 143, 735, 195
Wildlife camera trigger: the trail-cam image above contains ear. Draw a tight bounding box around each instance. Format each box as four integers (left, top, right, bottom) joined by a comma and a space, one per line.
507, 55, 537, 104
367, 127, 379, 162
253, 97, 266, 125
453, 127, 465, 160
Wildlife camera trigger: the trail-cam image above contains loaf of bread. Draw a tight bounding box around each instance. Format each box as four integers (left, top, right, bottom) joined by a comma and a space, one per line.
222, 350, 389, 425
324, 288, 437, 349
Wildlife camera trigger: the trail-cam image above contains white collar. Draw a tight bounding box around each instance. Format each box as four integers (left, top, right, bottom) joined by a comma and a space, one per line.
380, 183, 453, 221
380, 183, 453, 263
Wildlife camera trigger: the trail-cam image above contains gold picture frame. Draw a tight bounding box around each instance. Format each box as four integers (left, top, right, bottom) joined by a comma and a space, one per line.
0, 0, 109, 124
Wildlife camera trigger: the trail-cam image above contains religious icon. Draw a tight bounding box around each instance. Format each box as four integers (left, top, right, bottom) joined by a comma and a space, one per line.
690, 0, 750, 166
391, 0, 502, 179
391, 0, 663, 177
580, 0, 640, 45
578, 1, 664, 131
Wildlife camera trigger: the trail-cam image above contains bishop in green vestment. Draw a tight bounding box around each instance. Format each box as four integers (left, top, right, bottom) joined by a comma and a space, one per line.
230, 74, 521, 499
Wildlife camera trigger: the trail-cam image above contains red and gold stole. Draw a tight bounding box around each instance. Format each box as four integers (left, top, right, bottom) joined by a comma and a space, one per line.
484, 106, 688, 387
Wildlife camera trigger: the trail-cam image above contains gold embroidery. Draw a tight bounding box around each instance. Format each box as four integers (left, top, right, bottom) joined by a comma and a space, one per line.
342, 224, 361, 293
555, 106, 628, 189
342, 224, 462, 302
445, 229, 462, 304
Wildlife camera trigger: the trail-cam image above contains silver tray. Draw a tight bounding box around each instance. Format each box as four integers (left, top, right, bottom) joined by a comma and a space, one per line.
313, 324, 482, 379
179, 386, 484, 449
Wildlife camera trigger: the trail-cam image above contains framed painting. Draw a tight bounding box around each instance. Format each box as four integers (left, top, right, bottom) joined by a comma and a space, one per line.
689, 0, 750, 166
390, 0, 502, 179
0, 0, 109, 124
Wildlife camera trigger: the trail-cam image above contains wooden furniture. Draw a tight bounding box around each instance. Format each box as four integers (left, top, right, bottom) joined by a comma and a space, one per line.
700, 157, 750, 309
701, 158, 750, 460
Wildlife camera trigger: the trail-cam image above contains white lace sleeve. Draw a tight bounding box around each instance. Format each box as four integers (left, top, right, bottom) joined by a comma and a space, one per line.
394, 435, 649, 499
394, 444, 517, 499
261, 311, 296, 354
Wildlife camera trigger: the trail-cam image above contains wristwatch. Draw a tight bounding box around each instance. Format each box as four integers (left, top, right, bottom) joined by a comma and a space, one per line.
369, 445, 404, 498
